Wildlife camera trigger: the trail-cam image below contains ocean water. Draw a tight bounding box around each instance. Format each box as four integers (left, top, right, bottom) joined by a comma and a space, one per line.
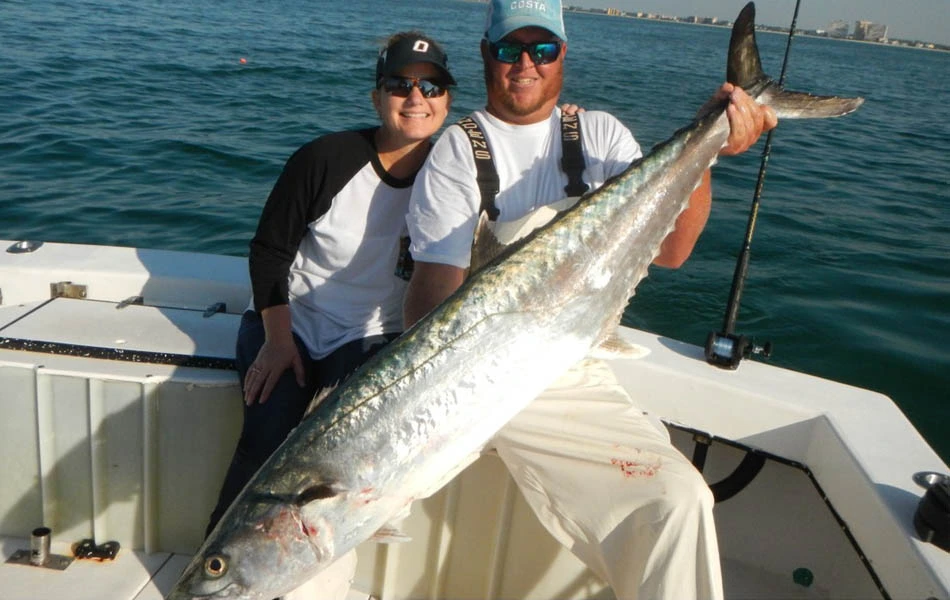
1, 0, 948, 460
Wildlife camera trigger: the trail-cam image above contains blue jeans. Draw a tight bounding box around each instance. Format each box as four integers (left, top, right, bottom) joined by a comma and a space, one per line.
206, 310, 398, 536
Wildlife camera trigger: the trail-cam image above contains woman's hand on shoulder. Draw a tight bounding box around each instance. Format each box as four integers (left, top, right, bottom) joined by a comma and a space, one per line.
560, 103, 586, 116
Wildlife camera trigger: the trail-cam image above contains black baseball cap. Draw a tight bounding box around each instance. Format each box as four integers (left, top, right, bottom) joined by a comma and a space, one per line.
376, 35, 456, 86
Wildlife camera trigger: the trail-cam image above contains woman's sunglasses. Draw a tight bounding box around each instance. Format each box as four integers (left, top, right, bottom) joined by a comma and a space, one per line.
488, 40, 562, 65
379, 76, 448, 99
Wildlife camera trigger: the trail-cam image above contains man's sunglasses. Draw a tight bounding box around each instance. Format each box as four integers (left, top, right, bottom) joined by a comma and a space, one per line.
379, 76, 448, 98
488, 40, 562, 65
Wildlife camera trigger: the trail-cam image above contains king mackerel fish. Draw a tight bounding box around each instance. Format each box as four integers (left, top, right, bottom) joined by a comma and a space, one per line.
168, 4, 863, 598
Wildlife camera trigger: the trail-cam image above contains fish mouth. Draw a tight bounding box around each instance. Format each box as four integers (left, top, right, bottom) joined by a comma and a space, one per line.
165, 582, 239, 600
166, 562, 241, 600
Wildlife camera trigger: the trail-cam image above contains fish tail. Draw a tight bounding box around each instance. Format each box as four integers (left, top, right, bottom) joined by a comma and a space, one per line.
728, 2, 864, 119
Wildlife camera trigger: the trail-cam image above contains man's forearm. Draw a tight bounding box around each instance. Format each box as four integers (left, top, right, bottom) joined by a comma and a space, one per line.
654, 169, 712, 269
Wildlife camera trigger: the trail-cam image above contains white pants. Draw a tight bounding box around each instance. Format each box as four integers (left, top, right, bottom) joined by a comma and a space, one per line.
287, 359, 722, 600
487, 359, 723, 600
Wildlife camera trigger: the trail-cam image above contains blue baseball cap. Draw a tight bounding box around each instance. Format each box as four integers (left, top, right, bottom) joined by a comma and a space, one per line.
484, 0, 567, 43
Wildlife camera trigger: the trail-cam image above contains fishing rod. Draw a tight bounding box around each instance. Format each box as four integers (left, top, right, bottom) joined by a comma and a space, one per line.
704, 0, 803, 370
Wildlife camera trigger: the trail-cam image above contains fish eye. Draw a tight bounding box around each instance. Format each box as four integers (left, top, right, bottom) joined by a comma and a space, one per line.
204, 554, 228, 578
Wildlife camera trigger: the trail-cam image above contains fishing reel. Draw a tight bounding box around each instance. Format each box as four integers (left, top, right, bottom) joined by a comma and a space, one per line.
705, 331, 772, 370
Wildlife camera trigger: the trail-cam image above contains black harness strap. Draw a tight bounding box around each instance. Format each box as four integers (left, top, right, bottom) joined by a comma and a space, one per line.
457, 113, 587, 222
457, 116, 500, 221
560, 113, 590, 197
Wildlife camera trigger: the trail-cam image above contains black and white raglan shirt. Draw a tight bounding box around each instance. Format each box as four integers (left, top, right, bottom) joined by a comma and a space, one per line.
249, 128, 415, 360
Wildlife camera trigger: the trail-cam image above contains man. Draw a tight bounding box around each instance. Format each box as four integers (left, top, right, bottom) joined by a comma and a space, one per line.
404, 1, 776, 598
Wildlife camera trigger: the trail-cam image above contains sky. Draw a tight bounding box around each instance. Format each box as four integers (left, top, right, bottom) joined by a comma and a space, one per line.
573, 0, 950, 45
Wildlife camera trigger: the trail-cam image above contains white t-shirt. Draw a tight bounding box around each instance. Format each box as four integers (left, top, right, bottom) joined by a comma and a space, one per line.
249, 129, 414, 359
408, 108, 641, 268
287, 161, 410, 358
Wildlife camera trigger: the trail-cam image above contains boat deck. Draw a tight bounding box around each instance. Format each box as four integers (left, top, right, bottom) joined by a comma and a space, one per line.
0, 486, 858, 600
1, 535, 185, 600
0, 535, 376, 600
1, 241, 947, 599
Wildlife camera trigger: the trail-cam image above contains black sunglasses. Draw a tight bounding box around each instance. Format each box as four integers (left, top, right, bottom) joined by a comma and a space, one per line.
488, 40, 562, 65
379, 76, 448, 98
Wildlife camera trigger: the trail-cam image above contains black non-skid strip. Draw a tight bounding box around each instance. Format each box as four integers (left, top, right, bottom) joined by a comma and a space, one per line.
0, 337, 235, 370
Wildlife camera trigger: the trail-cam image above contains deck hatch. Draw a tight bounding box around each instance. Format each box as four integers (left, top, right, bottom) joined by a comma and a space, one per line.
0, 297, 238, 369
669, 422, 893, 600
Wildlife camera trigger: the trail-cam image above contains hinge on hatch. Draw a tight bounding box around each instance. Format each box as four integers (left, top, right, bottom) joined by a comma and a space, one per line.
50, 281, 88, 299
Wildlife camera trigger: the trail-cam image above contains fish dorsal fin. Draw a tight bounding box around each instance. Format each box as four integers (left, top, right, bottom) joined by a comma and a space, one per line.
470, 210, 507, 274
588, 331, 651, 360
470, 197, 582, 274
727, 3, 765, 89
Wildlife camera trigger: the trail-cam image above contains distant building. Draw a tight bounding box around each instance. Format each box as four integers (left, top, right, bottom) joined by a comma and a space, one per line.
854, 20, 888, 42
825, 20, 849, 38
865, 23, 888, 42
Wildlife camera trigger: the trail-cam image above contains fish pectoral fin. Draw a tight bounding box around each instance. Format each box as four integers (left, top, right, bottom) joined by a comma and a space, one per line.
304, 383, 338, 417
371, 524, 412, 544
588, 332, 651, 360
295, 482, 343, 506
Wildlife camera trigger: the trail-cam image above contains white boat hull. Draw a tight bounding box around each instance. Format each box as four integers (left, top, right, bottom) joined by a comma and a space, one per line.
1, 241, 947, 599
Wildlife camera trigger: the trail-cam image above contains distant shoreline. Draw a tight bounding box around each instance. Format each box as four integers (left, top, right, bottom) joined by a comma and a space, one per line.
453, 1, 946, 52
563, 8, 949, 53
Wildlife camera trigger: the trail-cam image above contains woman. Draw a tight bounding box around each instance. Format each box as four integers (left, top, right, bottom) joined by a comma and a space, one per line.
206, 31, 455, 543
